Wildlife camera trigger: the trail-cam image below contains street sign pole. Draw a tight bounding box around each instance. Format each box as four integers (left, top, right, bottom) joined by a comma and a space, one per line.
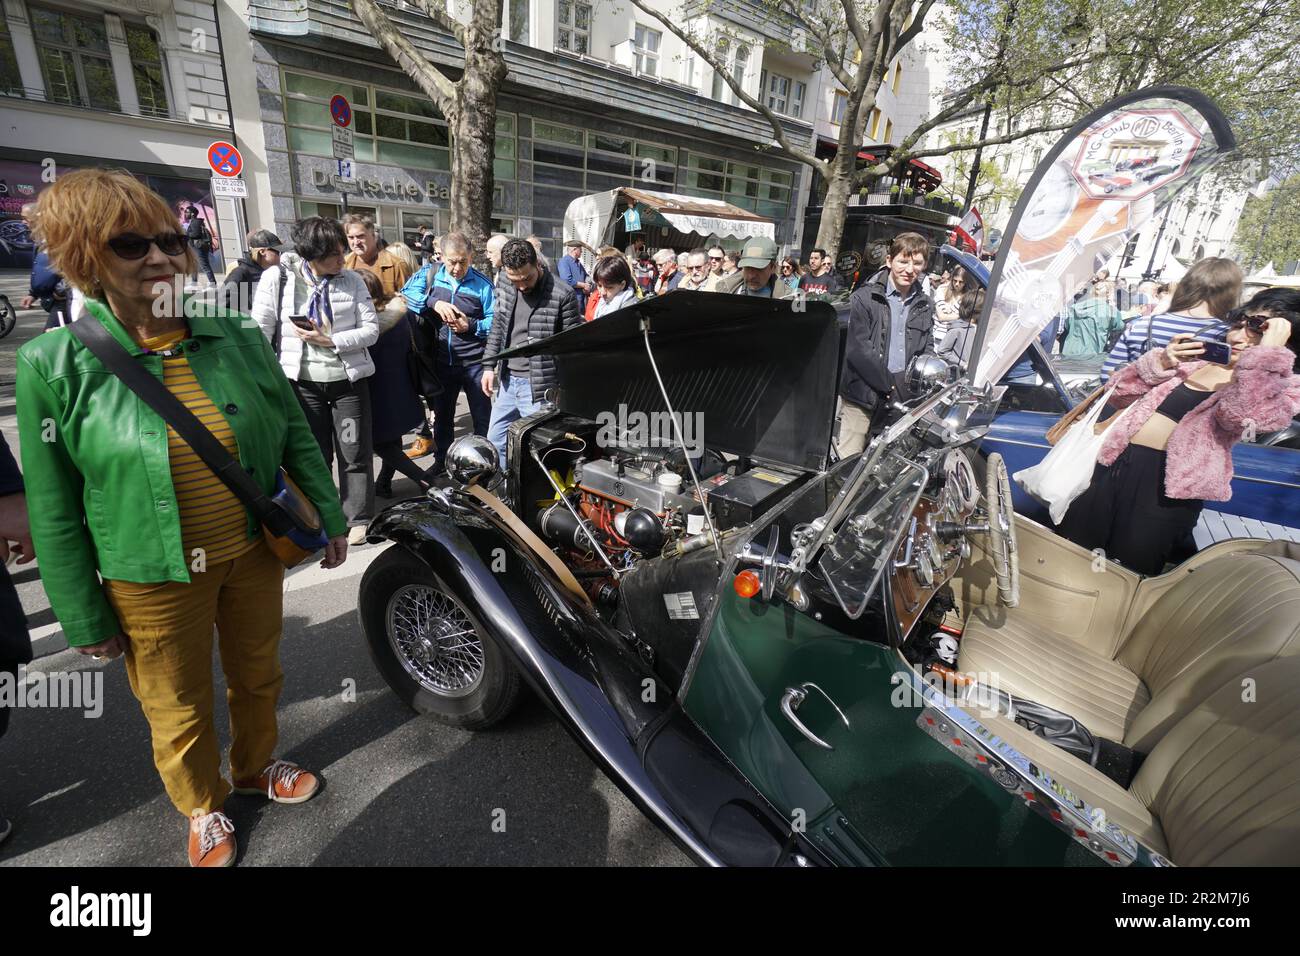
329, 94, 354, 218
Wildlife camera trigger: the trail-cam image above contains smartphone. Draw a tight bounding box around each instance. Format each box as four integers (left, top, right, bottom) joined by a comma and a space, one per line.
289, 313, 314, 331
1195, 338, 1232, 365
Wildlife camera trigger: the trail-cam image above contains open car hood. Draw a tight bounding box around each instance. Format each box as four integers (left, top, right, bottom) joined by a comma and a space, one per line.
493, 290, 842, 472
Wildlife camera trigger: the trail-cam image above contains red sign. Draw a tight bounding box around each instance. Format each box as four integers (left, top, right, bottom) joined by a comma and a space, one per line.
207, 141, 243, 177
330, 95, 352, 128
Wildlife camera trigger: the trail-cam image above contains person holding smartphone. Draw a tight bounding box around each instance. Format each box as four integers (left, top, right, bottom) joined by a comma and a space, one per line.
1057, 305, 1300, 574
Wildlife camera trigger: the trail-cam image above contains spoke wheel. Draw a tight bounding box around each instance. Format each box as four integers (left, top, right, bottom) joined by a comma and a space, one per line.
386, 584, 485, 698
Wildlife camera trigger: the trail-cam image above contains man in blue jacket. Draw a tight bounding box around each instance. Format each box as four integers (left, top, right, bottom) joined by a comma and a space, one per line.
557, 240, 591, 312
401, 232, 495, 473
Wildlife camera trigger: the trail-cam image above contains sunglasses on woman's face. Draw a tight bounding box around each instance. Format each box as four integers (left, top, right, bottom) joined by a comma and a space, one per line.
107, 231, 187, 260
1231, 313, 1272, 335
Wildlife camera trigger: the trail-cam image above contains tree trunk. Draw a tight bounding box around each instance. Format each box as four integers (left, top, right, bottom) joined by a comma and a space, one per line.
815, 147, 859, 253
449, 48, 501, 251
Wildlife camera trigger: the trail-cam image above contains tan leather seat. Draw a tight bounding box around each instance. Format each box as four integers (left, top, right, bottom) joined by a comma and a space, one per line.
958, 548, 1300, 752
964, 654, 1300, 865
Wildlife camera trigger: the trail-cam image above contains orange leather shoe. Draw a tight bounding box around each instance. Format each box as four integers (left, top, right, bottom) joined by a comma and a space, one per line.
233, 759, 321, 804
405, 436, 434, 459
188, 810, 236, 867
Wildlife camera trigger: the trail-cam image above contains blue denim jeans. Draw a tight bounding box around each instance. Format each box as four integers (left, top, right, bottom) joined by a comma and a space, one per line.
432, 362, 492, 470
487, 370, 543, 464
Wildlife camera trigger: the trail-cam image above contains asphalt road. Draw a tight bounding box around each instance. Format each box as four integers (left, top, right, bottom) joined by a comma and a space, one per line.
0, 282, 690, 867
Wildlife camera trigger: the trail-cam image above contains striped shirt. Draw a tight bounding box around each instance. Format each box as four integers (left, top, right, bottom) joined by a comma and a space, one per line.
1102, 312, 1228, 378
139, 328, 259, 567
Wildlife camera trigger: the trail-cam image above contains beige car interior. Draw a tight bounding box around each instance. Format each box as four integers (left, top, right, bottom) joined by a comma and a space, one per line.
945, 518, 1300, 865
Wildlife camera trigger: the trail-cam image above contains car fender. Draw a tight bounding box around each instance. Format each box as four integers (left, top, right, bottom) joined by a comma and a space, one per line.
366, 500, 821, 866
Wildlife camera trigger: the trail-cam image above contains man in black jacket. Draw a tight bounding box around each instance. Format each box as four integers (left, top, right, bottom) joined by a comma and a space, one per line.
838, 232, 935, 457
219, 229, 283, 314
183, 205, 217, 284
0, 433, 33, 845
481, 238, 582, 462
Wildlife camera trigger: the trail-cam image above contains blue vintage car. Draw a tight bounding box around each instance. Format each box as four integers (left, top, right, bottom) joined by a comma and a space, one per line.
982, 346, 1300, 551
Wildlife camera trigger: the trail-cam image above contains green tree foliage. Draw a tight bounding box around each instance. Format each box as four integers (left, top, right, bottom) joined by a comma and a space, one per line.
1235, 175, 1300, 272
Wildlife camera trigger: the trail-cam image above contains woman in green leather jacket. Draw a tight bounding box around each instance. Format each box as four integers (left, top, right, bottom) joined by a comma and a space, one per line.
16, 169, 348, 867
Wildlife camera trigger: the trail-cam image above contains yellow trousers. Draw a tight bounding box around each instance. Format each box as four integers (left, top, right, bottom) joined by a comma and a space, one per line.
103, 538, 285, 816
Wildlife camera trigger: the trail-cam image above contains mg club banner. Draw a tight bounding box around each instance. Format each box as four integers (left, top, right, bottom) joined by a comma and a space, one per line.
969, 87, 1236, 387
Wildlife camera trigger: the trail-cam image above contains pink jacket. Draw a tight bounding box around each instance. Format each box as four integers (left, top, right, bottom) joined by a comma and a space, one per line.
1097, 346, 1300, 501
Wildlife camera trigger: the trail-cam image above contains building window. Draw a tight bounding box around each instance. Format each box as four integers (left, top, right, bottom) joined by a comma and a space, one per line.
30, 6, 119, 111
1, 9, 24, 96
869, 107, 881, 139
126, 24, 168, 118
883, 118, 892, 143
712, 38, 733, 100
766, 72, 789, 114
556, 1, 590, 55
892, 63, 902, 93
681, 54, 695, 88
730, 43, 748, 103
633, 24, 660, 77
508, 0, 530, 44
831, 90, 847, 125
791, 81, 805, 119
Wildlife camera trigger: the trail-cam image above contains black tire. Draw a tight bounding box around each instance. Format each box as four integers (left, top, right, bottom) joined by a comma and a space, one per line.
0, 296, 16, 340
359, 544, 520, 728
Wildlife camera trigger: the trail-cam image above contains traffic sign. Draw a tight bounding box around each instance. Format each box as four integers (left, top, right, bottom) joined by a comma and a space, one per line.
334, 158, 356, 184
331, 124, 354, 160
211, 176, 247, 198
330, 94, 352, 128
207, 141, 243, 177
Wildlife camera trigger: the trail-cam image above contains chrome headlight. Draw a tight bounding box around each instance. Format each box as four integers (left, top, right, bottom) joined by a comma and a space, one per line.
446, 435, 501, 488
907, 353, 957, 397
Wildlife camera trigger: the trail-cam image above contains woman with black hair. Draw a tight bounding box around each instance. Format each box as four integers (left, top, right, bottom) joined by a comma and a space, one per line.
592, 255, 638, 318
251, 217, 380, 545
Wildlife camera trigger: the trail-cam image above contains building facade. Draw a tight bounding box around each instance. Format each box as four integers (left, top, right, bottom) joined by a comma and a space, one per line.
0, 0, 239, 270
227, 0, 818, 259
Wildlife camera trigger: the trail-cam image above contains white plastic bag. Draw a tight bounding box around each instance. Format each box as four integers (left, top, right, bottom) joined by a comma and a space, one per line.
1014, 388, 1120, 524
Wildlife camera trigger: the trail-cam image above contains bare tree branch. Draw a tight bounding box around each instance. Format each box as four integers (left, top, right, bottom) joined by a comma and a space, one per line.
352, 0, 458, 106
405, 0, 467, 46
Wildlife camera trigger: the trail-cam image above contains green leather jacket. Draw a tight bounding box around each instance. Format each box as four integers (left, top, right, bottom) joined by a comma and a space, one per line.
16, 298, 347, 647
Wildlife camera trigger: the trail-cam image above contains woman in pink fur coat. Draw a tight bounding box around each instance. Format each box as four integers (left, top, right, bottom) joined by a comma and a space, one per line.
1056, 302, 1300, 575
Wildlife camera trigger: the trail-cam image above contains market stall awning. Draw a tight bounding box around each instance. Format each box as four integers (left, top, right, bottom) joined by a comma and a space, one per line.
619, 187, 775, 240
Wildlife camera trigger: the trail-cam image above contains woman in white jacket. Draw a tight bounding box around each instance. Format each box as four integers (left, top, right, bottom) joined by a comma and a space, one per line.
251, 217, 380, 545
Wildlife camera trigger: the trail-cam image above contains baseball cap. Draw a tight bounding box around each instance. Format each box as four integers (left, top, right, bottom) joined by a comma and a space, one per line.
737, 236, 778, 268
247, 229, 286, 252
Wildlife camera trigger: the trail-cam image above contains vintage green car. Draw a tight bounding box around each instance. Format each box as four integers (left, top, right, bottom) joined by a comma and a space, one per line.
356, 285, 1299, 867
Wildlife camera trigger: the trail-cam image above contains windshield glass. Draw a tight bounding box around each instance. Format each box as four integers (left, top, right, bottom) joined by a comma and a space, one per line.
817, 454, 928, 619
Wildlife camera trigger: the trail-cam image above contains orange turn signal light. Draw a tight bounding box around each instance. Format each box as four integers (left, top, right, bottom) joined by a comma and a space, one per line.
734, 569, 761, 598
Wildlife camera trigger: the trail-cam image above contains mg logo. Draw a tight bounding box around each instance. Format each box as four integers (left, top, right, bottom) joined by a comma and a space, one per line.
1131, 116, 1160, 138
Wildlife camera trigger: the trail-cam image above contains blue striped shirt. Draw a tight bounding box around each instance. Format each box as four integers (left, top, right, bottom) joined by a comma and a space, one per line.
1101, 312, 1228, 378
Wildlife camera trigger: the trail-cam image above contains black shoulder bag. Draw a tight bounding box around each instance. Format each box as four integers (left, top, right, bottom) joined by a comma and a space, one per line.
70, 317, 329, 567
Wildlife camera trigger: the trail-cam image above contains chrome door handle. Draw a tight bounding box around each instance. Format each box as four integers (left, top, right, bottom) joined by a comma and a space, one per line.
780, 682, 851, 751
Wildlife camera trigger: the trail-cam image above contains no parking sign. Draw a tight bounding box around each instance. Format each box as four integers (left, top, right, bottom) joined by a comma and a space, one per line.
207, 141, 243, 177
330, 94, 352, 128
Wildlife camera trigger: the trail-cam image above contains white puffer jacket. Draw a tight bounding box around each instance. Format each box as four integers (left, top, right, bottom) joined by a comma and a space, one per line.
250, 252, 379, 382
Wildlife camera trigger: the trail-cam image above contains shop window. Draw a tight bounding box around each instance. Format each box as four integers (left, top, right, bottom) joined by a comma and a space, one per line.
31, 7, 119, 111
556, 1, 591, 55
1, 10, 27, 96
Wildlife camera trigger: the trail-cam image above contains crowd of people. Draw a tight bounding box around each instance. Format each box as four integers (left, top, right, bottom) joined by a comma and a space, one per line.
2, 167, 1298, 867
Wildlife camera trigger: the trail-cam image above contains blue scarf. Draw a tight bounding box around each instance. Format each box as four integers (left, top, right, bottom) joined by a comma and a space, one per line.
302, 263, 334, 329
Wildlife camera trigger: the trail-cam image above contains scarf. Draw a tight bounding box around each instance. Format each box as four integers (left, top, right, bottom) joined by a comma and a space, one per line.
302, 263, 334, 332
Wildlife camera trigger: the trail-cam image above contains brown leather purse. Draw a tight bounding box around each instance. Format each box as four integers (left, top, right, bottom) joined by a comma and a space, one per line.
1046, 384, 1122, 445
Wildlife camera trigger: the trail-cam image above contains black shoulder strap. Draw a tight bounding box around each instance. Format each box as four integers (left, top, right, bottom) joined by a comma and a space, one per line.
69, 317, 291, 534
272, 264, 288, 357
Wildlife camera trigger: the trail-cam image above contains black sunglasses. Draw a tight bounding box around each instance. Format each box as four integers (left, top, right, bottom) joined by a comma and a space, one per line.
107, 231, 187, 259
1230, 313, 1272, 335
